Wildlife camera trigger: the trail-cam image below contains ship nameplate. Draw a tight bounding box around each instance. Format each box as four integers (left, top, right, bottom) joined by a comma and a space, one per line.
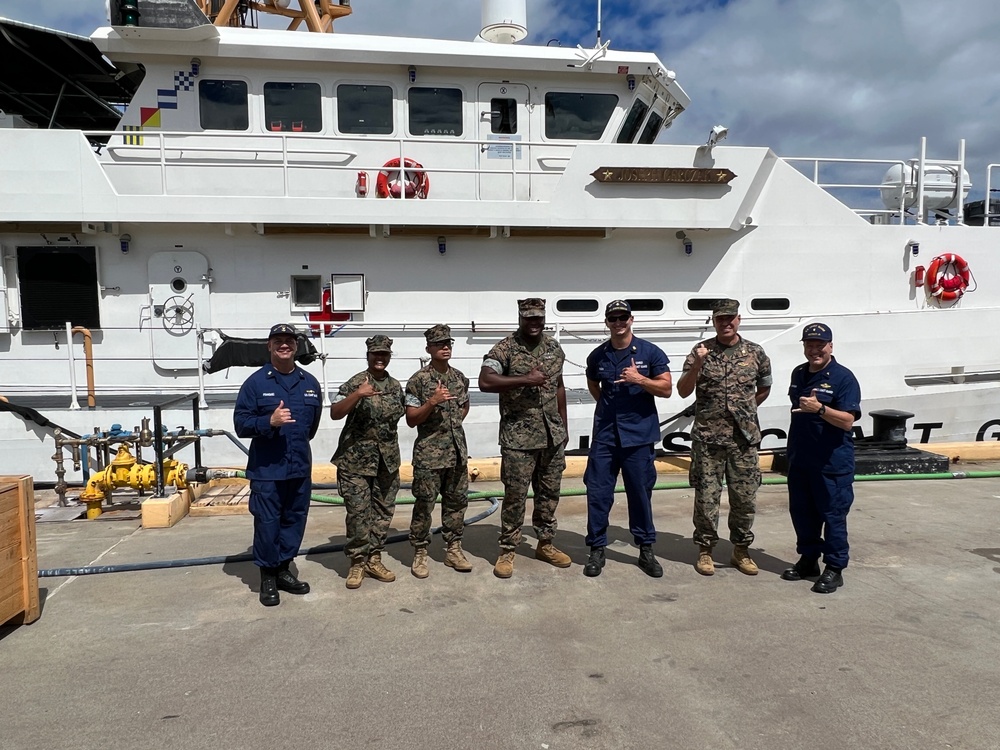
590, 167, 736, 184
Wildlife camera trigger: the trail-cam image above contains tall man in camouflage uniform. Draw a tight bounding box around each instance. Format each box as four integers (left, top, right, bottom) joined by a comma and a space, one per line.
479, 298, 572, 579
676, 299, 772, 577
330, 335, 406, 589
405, 324, 473, 578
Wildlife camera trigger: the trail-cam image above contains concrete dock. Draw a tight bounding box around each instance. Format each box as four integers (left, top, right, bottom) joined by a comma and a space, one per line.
2, 473, 999, 750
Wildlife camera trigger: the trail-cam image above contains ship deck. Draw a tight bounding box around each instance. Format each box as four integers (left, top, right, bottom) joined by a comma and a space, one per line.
3, 472, 999, 749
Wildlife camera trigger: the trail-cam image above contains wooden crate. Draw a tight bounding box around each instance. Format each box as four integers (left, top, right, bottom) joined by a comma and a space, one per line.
0, 475, 40, 626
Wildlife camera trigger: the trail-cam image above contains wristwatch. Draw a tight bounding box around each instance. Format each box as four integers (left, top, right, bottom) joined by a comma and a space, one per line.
818, 404, 827, 416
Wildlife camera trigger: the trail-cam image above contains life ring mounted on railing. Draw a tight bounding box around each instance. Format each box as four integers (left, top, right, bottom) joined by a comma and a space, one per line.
376, 157, 430, 199
926, 253, 973, 302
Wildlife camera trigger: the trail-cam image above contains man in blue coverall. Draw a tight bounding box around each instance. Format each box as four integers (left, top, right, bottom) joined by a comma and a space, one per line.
234, 323, 323, 606
783, 322, 861, 594
583, 300, 673, 577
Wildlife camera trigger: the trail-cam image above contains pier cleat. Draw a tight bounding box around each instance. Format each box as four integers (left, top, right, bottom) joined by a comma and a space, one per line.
811, 566, 844, 594
781, 556, 822, 581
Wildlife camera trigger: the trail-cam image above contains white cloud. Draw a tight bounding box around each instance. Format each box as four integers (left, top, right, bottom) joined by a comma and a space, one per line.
5, 0, 999, 199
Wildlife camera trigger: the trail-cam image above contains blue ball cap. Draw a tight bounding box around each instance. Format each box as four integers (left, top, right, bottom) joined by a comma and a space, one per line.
605, 299, 632, 317
268, 323, 298, 339
801, 323, 833, 342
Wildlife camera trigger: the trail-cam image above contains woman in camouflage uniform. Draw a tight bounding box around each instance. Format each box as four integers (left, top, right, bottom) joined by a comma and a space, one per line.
330, 335, 406, 589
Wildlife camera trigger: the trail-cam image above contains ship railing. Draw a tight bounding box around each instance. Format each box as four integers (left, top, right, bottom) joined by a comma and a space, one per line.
986, 164, 1000, 226
781, 156, 908, 224
94, 129, 576, 202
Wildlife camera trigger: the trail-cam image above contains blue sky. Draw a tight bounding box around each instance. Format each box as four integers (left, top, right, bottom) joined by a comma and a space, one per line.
5, 0, 1000, 202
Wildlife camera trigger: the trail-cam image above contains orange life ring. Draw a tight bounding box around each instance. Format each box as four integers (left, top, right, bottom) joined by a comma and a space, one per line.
375, 158, 429, 199
926, 253, 971, 302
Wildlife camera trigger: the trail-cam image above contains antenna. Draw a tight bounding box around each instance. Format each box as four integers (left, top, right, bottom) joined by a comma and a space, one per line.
597, 0, 602, 47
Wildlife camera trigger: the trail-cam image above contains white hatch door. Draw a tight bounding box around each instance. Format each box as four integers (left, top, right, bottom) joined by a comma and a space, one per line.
148, 251, 212, 371
477, 82, 530, 201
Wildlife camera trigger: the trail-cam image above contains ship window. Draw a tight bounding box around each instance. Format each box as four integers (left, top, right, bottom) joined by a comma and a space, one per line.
750, 297, 790, 311
199, 79, 249, 131
17, 246, 100, 330
625, 298, 664, 312
263, 82, 322, 132
687, 298, 727, 313
637, 111, 665, 144
490, 98, 517, 134
544, 92, 618, 140
408, 87, 463, 137
555, 299, 599, 313
291, 275, 323, 312
616, 99, 649, 144
337, 84, 393, 134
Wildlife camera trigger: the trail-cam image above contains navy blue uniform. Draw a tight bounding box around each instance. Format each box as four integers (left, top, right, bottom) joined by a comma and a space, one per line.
786, 357, 861, 569
234, 365, 323, 568
584, 336, 669, 547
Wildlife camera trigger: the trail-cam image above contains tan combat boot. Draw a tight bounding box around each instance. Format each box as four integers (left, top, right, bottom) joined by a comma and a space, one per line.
731, 545, 759, 576
411, 548, 429, 579
696, 546, 715, 576
494, 551, 515, 579
365, 552, 396, 582
346, 559, 365, 589
444, 541, 473, 572
535, 541, 572, 568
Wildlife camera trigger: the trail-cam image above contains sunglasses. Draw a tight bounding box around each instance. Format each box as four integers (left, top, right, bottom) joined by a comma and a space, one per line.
430, 341, 453, 348
606, 314, 630, 323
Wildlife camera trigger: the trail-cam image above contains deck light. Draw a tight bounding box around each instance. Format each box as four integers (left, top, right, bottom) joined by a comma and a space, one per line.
676, 231, 692, 256
408, 66, 416, 83
627, 75, 636, 91
908, 239, 920, 256
119, 234, 131, 254
437, 236, 446, 254
190, 58, 201, 77
120, 0, 141, 26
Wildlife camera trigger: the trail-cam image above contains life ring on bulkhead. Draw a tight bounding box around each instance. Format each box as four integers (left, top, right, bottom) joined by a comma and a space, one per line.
376, 157, 430, 199
926, 253, 971, 302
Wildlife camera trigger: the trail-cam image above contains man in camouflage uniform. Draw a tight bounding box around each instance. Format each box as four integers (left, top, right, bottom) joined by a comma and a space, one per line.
676, 299, 772, 577
405, 324, 473, 578
330, 335, 406, 589
479, 298, 572, 579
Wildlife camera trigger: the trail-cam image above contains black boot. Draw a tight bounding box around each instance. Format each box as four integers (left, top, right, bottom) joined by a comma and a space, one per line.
276, 561, 310, 595
781, 556, 821, 581
637, 544, 663, 578
259, 567, 280, 607
583, 546, 606, 577
811, 566, 844, 594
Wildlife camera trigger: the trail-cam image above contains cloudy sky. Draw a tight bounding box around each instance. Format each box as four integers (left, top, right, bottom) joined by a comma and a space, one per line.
5, 0, 1000, 202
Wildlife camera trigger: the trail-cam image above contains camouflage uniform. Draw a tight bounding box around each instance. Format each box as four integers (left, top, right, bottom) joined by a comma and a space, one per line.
684, 334, 772, 548
405, 362, 470, 548
483, 328, 567, 552
332, 368, 406, 560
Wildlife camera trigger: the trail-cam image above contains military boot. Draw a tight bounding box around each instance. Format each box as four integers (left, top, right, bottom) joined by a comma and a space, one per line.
731, 545, 759, 576
345, 559, 365, 590
365, 552, 396, 582
696, 546, 715, 576
535, 541, 572, 568
637, 544, 663, 578
444, 541, 473, 572
259, 567, 279, 607
494, 551, 515, 579
411, 548, 430, 579
276, 561, 310, 594
583, 546, 606, 577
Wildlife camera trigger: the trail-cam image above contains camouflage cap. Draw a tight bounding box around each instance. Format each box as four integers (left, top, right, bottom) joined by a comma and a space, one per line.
365, 334, 393, 353
268, 323, 298, 339
801, 322, 833, 342
424, 324, 454, 344
712, 299, 740, 318
518, 297, 546, 318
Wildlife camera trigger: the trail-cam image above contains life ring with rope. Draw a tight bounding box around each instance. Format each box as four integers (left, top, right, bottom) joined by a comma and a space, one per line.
375, 157, 430, 199
926, 253, 972, 302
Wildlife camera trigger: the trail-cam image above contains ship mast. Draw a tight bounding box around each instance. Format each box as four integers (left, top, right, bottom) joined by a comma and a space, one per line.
196, 0, 353, 33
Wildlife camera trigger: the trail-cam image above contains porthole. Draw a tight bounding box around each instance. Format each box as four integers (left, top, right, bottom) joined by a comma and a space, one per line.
171, 277, 187, 293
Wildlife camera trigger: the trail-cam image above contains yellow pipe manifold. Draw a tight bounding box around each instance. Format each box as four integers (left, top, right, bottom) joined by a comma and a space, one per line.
79, 444, 188, 519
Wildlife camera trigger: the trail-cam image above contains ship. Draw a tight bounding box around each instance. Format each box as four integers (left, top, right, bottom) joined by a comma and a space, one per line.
2, 0, 999, 486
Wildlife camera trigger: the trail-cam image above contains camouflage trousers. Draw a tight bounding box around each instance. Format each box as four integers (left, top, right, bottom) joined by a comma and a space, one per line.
689, 439, 759, 548
338, 462, 400, 561
409, 463, 470, 547
498, 444, 566, 552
